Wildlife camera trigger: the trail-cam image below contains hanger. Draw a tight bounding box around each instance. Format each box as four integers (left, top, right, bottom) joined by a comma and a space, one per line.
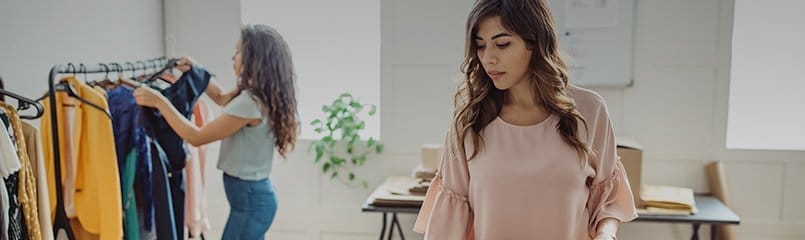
144, 58, 178, 84
78, 64, 90, 84
112, 62, 141, 88
148, 59, 158, 73
93, 63, 117, 89
0, 86, 45, 119
136, 61, 148, 77
51, 63, 112, 118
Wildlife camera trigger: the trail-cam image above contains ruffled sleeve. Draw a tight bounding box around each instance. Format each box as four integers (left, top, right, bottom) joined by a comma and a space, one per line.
414, 131, 474, 240
584, 99, 639, 238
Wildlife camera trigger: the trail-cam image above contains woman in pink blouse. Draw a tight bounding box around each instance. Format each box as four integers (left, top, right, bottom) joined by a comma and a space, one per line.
414, 0, 638, 239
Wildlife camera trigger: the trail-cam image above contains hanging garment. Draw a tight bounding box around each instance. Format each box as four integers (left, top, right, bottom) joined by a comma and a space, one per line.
138, 66, 210, 240
0, 110, 24, 240
0, 103, 42, 240
185, 100, 211, 237
107, 86, 154, 232
0, 109, 21, 240
121, 150, 139, 240
40, 76, 123, 240
20, 121, 54, 240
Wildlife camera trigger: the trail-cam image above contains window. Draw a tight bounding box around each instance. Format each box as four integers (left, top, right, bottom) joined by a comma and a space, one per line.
241, 0, 381, 140
726, 0, 805, 150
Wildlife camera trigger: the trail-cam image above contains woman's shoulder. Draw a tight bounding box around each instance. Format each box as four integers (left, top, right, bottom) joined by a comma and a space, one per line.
567, 84, 608, 118
567, 84, 606, 107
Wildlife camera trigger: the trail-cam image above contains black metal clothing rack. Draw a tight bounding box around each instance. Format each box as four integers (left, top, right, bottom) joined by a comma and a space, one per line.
46, 57, 168, 239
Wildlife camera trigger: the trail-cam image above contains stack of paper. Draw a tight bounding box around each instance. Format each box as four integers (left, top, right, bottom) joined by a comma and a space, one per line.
367, 176, 426, 207
412, 164, 437, 181
639, 184, 698, 215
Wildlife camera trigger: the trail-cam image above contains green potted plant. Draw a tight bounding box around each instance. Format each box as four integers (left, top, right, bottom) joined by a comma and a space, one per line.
309, 93, 383, 188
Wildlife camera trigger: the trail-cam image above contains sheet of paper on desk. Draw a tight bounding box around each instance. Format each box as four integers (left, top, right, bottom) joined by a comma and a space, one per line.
368, 176, 426, 206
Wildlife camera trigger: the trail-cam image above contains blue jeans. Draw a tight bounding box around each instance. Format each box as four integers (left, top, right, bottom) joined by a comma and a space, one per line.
222, 173, 278, 240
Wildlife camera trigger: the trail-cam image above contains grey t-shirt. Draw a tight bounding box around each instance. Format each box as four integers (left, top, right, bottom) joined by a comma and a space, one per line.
217, 92, 275, 180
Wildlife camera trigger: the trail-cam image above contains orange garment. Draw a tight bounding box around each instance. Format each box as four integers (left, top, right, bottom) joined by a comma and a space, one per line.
185, 100, 211, 236
40, 76, 122, 240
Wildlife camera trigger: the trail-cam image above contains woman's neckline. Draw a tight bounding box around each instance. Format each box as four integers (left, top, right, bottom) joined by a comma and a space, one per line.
495, 113, 556, 128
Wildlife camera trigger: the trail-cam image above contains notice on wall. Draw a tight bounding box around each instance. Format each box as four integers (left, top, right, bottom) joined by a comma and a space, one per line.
565, 0, 620, 29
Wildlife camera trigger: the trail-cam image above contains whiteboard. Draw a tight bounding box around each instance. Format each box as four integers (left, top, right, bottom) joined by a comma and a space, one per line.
548, 0, 635, 87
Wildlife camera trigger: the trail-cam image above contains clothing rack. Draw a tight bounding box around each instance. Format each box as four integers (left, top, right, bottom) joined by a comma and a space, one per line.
46, 57, 169, 239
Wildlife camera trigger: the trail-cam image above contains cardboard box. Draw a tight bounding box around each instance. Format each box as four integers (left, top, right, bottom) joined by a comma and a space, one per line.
421, 144, 442, 170
616, 136, 643, 207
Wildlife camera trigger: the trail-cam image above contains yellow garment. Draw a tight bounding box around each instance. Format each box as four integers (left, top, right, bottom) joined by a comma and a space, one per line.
0, 103, 43, 240
40, 76, 122, 240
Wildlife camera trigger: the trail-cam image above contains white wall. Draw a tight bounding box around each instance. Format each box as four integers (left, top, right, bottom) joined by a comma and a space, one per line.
0, 0, 164, 99
241, 0, 382, 141
163, 0, 242, 90
611, 0, 804, 239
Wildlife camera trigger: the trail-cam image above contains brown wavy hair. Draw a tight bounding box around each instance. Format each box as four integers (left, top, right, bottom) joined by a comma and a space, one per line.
454, 0, 593, 161
238, 24, 298, 158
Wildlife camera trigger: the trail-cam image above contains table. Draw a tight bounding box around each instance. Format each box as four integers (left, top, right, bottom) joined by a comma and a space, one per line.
362, 195, 740, 240
634, 195, 741, 240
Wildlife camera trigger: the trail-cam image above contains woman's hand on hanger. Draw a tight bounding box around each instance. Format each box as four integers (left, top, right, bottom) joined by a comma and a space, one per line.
175, 57, 196, 73
133, 86, 168, 109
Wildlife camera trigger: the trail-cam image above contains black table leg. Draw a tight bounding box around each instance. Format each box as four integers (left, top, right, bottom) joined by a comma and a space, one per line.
711, 224, 717, 240
380, 212, 388, 240
691, 223, 701, 240
392, 213, 405, 240
387, 213, 395, 240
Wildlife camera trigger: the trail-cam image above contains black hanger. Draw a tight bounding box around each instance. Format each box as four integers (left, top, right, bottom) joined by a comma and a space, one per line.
109, 62, 140, 88
34, 64, 79, 102
111, 62, 123, 79
144, 58, 178, 83
148, 59, 157, 73
78, 64, 90, 84
125, 62, 137, 79
65, 63, 76, 76
52, 64, 111, 118
136, 61, 148, 76
94, 63, 116, 88
0, 87, 45, 119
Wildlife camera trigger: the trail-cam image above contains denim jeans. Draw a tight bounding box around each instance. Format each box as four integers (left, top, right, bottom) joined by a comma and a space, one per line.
222, 173, 278, 240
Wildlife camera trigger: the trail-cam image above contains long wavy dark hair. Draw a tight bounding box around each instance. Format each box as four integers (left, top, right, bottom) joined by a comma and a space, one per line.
238, 24, 298, 158
453, 0, 593, 162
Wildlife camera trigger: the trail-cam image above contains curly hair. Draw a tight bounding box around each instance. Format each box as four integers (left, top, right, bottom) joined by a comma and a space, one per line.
453, 0, 593, 162
238, 24, 299, 158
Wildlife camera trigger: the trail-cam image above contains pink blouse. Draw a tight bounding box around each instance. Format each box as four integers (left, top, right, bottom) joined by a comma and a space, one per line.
414, 86, 638, 239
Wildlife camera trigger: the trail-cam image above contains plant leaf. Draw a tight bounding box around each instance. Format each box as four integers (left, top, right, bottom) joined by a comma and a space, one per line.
349, 172, 355, 181
331, 171, 339, 179
375, 144, 384, 153
331, 156, 346, 165
368, 105, 377, 116
310, 119, 322, 126
339, 92, 352, 99
315, 144, 324, 162
362, 180, 369, 189
323, 162, 331, 173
